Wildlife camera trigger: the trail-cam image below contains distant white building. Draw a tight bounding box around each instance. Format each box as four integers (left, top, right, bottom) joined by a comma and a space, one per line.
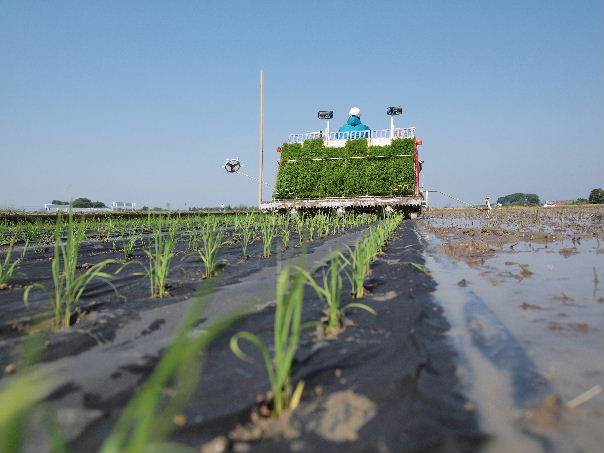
44, 204, 65, 212
43, 204, 111, 212
111, 201, 136, 210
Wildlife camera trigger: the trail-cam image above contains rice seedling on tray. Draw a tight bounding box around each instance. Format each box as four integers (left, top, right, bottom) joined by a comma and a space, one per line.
274, 138, 415, 199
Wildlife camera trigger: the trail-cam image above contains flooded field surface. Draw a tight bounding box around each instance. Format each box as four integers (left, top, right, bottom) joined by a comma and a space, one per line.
420, 206, 604, 452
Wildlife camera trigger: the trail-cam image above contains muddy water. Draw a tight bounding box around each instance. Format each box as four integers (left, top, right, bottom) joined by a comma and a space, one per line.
418, 223, 604, 452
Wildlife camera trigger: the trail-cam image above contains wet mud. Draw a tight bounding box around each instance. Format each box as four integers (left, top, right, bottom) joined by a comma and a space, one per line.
420, 206, 604, 452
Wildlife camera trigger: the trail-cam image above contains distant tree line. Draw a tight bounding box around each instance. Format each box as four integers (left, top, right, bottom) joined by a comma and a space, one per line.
571, 188, 604, 204
51, 198, 107, 208
496, 193, 540, 206
589, 188, 604, 204
496, 188, 603, 206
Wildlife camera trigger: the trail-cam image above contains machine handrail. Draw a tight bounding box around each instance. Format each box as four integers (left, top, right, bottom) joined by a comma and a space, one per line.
287, 127, 416, 143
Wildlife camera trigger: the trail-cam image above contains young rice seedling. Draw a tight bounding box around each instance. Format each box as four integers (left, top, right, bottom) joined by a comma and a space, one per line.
230, 266, 306, 417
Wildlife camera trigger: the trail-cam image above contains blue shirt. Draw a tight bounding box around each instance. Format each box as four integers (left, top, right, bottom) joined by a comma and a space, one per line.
338, 115, 370, 132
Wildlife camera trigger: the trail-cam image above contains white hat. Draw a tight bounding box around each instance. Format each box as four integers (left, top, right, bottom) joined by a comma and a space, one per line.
349, 107, 361, 117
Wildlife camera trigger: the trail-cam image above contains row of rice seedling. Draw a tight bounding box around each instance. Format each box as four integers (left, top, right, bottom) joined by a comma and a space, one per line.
0, 220, 51, 245
1, 210, 378, 250
0, 213, 199, 246
343, 214, 403, 298
1, 215, 404, 450
258, 213, 378, 257
224, 212, 378, 260
130, 213, 399, 421
230, 214, 403, 416
293, 212, 378, 245
5, 262, 359, 449
8, 212, 379, 329
0, 214, 143, 246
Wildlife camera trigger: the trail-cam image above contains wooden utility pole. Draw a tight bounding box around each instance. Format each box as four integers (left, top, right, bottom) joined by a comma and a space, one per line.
258, 69, 264, 208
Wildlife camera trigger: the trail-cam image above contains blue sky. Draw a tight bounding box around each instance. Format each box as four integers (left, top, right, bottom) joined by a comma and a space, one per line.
1, 0, 603, 209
